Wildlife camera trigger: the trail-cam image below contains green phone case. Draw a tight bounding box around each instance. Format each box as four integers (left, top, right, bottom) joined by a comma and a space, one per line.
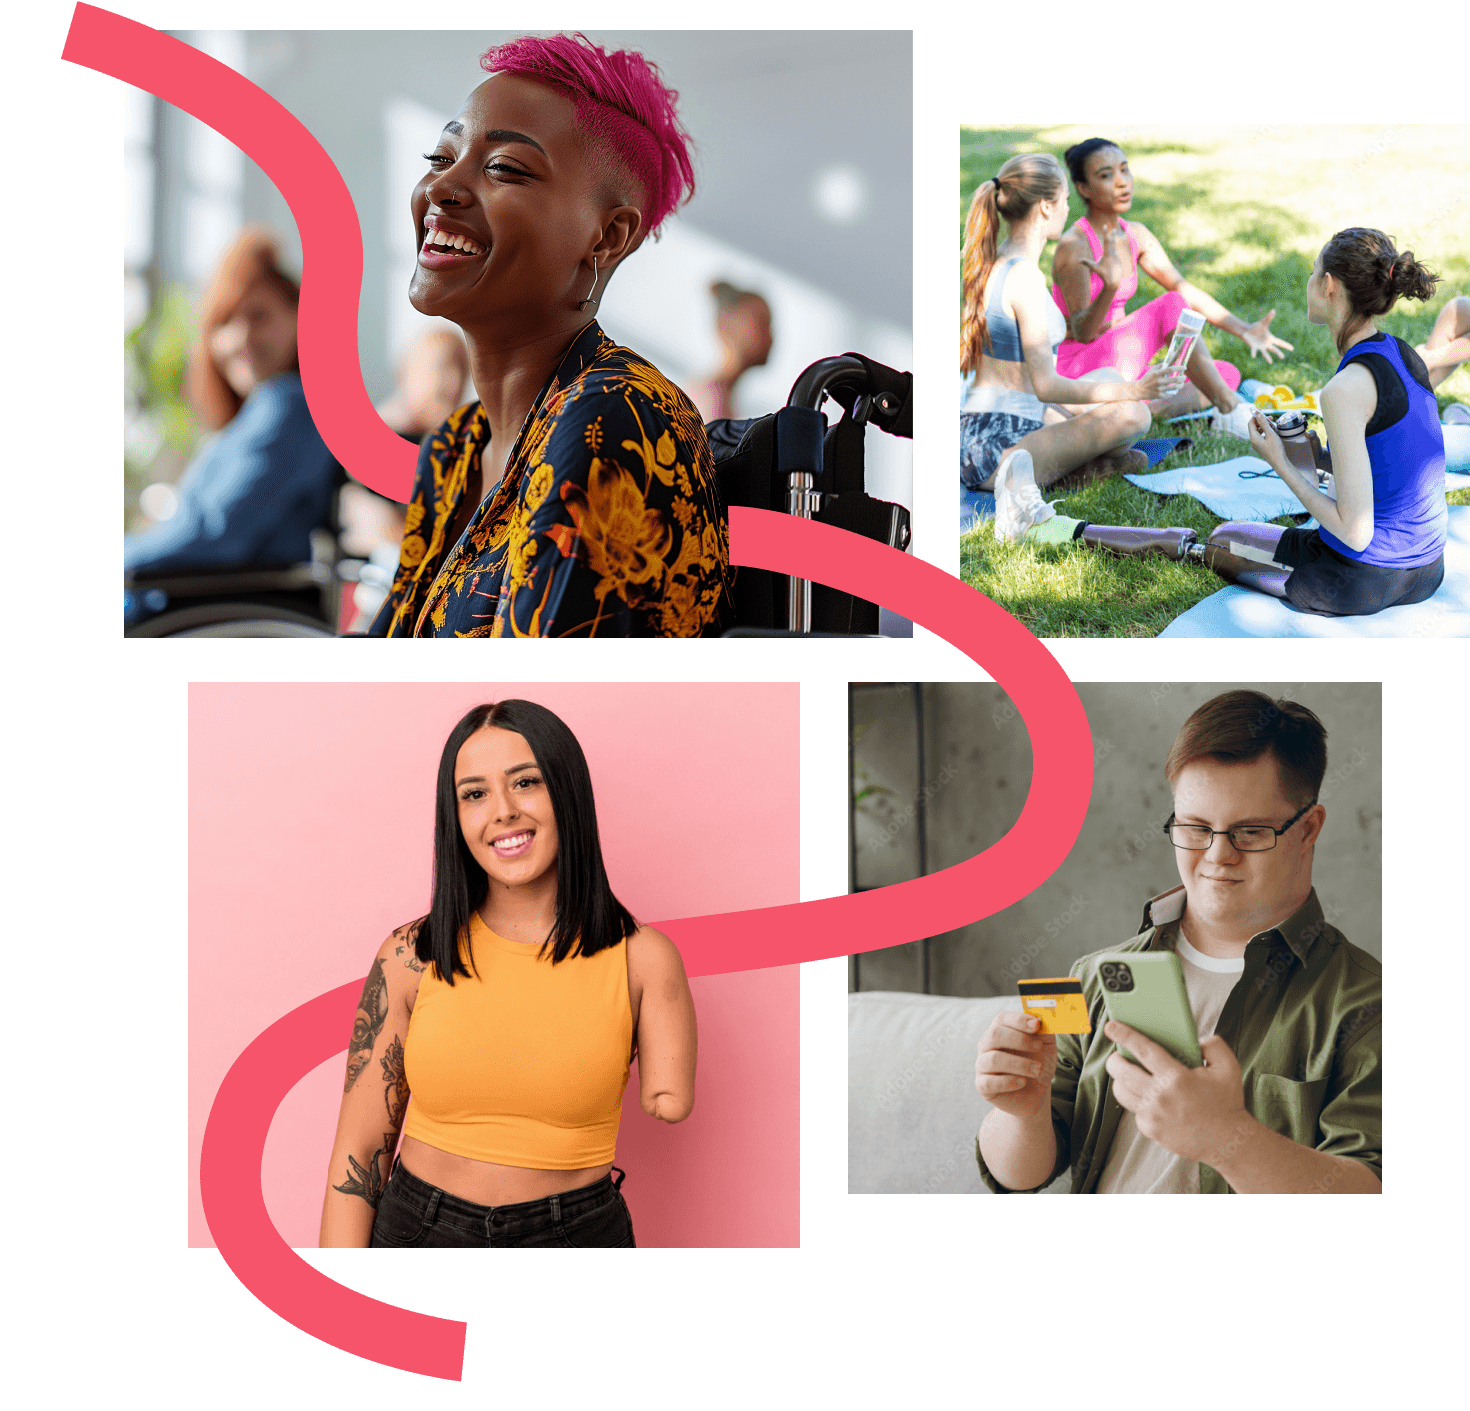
1095, 952, 1203, 1069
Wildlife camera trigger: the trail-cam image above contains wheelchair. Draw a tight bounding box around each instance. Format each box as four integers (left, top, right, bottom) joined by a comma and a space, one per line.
123, 466, 382, 638
124, 353, 913, 638
709, 352, 912, 636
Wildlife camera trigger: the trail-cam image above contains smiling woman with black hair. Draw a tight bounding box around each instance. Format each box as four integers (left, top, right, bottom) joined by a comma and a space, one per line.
369, 33, 733, 638
320, 700, 697, 1248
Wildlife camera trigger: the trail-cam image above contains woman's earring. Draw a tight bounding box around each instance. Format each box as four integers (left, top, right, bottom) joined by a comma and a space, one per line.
578, 256, 599, 311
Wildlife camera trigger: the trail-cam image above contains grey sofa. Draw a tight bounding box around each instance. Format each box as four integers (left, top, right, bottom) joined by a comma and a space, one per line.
848, 990, 1070, 1194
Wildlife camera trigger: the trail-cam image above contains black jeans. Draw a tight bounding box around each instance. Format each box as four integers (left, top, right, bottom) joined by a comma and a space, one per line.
368, 1161, 636, 1248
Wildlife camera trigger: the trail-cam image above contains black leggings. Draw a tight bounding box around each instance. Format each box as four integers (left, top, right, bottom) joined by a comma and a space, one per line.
1276, 528, 1445, 617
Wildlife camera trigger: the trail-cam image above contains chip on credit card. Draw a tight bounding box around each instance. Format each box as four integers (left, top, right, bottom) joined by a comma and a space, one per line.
1017, 977, 1091, 1035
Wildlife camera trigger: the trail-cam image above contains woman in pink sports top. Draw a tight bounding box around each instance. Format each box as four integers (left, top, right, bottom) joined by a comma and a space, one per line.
1051, 139, 1292, 426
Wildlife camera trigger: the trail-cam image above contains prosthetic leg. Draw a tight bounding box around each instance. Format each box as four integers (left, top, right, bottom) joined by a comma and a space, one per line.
1029, 517, 1291, 598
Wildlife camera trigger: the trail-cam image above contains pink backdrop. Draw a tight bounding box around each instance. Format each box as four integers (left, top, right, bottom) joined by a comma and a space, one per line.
189, 682, 800, 1248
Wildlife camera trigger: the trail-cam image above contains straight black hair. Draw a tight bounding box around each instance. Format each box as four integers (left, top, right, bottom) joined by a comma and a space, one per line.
411, 700, 636, 983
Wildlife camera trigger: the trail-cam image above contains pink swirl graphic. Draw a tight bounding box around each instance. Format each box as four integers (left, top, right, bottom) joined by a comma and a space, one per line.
68, 5, 1094, 1380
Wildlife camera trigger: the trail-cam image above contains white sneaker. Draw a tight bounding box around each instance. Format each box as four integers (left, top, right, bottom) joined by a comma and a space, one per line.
993, 449, 1056, 543
1211, 402, 1255, 441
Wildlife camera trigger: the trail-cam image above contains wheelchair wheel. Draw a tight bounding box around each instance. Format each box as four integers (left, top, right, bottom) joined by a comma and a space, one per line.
126, 602, 336, 638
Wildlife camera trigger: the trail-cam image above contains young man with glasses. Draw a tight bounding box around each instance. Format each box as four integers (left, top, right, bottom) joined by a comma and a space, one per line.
974, 690, 1381, 1194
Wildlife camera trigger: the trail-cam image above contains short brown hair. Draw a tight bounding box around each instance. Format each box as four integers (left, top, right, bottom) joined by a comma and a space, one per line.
1165, 690, 1327, 807
185, 226, 301, 432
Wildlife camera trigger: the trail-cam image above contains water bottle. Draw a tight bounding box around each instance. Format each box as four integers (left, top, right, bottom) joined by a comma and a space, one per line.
1160, 309, 1206, 392
1274, 411, 1316, 475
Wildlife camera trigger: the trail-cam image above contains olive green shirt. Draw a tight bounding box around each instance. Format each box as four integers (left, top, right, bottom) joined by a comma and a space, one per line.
977, 885, 1381, 1194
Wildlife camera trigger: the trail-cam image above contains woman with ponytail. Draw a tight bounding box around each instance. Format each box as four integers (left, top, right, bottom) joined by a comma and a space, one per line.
1051, 138, 1288, 433
961, 153, 1176, 540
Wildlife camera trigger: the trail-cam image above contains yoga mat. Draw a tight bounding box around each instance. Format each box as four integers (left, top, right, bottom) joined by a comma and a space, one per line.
1124, 456, 1305, 521
1159, 505, 1470, 638
1127, 455, 1470, 520
1136, 437, 1192, 467
962, 487, 996, 528
1446, 424, 1470, 470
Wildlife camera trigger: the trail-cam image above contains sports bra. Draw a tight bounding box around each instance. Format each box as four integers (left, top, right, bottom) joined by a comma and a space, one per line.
1051, 217, 1140, 330
985, 257, 1067, 362
402, 912, 633, 1169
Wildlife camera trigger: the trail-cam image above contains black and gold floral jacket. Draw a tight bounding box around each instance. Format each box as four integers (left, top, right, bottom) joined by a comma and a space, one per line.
369, 322, 732, 637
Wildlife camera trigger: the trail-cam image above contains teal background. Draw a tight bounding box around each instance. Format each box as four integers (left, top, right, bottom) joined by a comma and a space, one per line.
14, 0, 1470, 1405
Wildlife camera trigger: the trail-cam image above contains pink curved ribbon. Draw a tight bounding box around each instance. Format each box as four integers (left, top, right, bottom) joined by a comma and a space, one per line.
64, 4, 418, 501
201, 984, 466, 1380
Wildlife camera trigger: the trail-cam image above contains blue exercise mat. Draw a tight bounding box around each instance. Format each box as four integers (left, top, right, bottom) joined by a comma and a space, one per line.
1446, 423, 1470, 470
961, 487, 995, 528
1126, 453, 1470, 521
1159, 505, 1470, 638
1124, 456, 1305, 520
1136, 437, 1191, 466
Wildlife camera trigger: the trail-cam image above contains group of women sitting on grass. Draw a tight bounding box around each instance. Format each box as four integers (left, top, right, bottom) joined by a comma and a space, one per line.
961, 138, 1470, 618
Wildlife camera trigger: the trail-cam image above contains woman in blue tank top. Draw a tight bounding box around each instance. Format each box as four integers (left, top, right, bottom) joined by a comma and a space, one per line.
1227, 226, 1447, 615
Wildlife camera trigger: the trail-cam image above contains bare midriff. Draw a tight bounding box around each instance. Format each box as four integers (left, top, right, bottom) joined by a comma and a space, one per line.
397, 1135, 613, 1206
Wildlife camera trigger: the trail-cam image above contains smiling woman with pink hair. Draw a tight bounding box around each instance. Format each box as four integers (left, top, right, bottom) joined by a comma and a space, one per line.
370, 33, 733, 639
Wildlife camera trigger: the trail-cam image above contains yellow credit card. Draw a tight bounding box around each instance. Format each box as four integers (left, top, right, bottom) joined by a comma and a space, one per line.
1017, 977, 1091, 1035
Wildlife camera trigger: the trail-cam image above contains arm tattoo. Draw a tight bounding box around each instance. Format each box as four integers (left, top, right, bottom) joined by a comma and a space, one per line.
343, 959, 388, 1092
332, 1036, 412, 1210
332, 1135, 394, 1207
381, 1036, 410, 1128
393, 940, 426, 973
391, 928, 426, 970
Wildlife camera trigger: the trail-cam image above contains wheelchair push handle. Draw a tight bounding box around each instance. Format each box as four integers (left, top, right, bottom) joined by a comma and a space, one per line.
787, 354, 912, 439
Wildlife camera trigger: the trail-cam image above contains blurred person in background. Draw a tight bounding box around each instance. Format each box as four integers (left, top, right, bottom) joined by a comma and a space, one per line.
376, 326, 472, 443
687, 281, 773, 421
124, 227, 337, 618
370, 32, 733, 638
1417, 294, 1470, 409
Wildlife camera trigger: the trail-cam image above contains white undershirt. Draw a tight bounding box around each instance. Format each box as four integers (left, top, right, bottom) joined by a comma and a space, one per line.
1095, 938, 1245, 1194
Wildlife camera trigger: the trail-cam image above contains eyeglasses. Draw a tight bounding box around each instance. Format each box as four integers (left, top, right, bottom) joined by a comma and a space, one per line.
1162, 800, 1317, 853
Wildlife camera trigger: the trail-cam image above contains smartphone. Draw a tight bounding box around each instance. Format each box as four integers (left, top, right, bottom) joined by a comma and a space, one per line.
1094, 952, 1202, 1069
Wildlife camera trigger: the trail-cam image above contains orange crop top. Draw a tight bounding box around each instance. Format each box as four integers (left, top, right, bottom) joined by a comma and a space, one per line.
402, 913, 633, 1169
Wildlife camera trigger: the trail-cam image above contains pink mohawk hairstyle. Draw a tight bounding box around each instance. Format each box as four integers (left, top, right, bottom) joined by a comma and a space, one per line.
479, 33, 696, 238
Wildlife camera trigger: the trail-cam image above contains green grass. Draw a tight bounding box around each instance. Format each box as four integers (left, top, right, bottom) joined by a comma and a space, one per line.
960, 126, 1470, 637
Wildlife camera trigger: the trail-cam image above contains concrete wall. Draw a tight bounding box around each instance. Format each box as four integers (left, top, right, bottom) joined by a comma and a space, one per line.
851, 682, 1381, 995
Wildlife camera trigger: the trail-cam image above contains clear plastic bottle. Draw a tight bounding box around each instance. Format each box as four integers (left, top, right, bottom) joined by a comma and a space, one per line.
1160, 309, 1206, 391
